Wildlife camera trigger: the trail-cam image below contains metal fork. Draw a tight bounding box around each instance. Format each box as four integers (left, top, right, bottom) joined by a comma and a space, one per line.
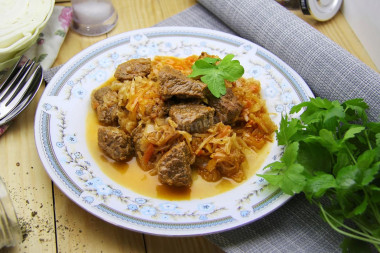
0, 56, 43, 125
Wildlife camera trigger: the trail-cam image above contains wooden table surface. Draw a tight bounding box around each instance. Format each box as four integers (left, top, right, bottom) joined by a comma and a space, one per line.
1, 1, 378, 252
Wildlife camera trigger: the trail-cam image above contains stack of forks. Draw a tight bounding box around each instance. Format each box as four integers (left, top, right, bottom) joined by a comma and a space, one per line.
0, 56, 43, 126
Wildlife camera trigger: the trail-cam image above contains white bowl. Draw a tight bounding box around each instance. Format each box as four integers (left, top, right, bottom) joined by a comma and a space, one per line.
0, 0, 55, 71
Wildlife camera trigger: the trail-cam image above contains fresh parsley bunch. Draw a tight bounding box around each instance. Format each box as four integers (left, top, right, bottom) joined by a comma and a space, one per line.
188, 54, 244, 98
259, 97, 380, 252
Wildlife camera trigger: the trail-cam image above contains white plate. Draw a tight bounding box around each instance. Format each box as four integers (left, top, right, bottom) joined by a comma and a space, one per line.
34, 27, 314, 236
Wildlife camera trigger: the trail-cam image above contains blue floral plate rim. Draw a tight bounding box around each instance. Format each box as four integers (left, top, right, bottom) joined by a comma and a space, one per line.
34, 26, 314, 236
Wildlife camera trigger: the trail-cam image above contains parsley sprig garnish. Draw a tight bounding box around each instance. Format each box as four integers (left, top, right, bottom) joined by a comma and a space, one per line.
188, 54, 244, 98
259, 97, 380, 251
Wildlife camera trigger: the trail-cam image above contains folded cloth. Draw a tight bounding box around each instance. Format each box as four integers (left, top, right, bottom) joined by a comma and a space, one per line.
24, 6, 72, 70
155, 1, 380, 252
0, 6, 72, 137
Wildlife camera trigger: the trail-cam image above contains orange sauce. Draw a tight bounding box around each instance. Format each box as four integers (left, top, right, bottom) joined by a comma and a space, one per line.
86, 109, 272, 200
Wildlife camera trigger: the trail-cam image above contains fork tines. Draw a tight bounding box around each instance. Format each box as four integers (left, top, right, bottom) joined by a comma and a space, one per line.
0, 56, 43, 124
0, 59, 34, 103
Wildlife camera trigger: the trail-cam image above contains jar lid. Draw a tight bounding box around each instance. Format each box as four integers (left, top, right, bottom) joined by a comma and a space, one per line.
301, 0, 343, 21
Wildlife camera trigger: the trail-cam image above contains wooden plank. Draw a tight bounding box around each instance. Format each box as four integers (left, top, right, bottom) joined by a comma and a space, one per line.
53, 187, 146, 253
53, 31, 106, 66
108, 0, 196, 35
0, 89, 56, 253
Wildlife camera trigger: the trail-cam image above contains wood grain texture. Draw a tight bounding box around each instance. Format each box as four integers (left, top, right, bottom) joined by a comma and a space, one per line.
54, 187, 146, 253
1, 0, 378, 253
54, 31, 106, 66
0, 89, 56, 253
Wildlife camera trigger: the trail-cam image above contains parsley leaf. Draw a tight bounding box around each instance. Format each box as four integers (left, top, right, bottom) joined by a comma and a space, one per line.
304, 173, 337, 198
260, 142, 307, 195
276, 115, 300, 146
259, 97, 380, 251
188, 54, 244, 98
260, 163, 306, 195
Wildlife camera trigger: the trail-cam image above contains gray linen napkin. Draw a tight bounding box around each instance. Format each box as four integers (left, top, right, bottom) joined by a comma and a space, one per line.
44, 1, 380, 252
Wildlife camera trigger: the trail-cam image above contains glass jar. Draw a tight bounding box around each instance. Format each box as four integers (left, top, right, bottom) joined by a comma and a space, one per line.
276, 0, 343, 21
71, 0, 118, 36
0, 178, 22, 249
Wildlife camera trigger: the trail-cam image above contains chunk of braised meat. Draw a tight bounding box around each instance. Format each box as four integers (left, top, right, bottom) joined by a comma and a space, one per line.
158, 66, 207, 100
98, 126, 134, 162
156, 142, 193, 187
169, 104, 214, 133
91, 87, 120, 126
162, 97, 202, 116
96, 103, 119, 126
207, 88, 242, 125
91, 86, 111, 109
114, 58, 152, 81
